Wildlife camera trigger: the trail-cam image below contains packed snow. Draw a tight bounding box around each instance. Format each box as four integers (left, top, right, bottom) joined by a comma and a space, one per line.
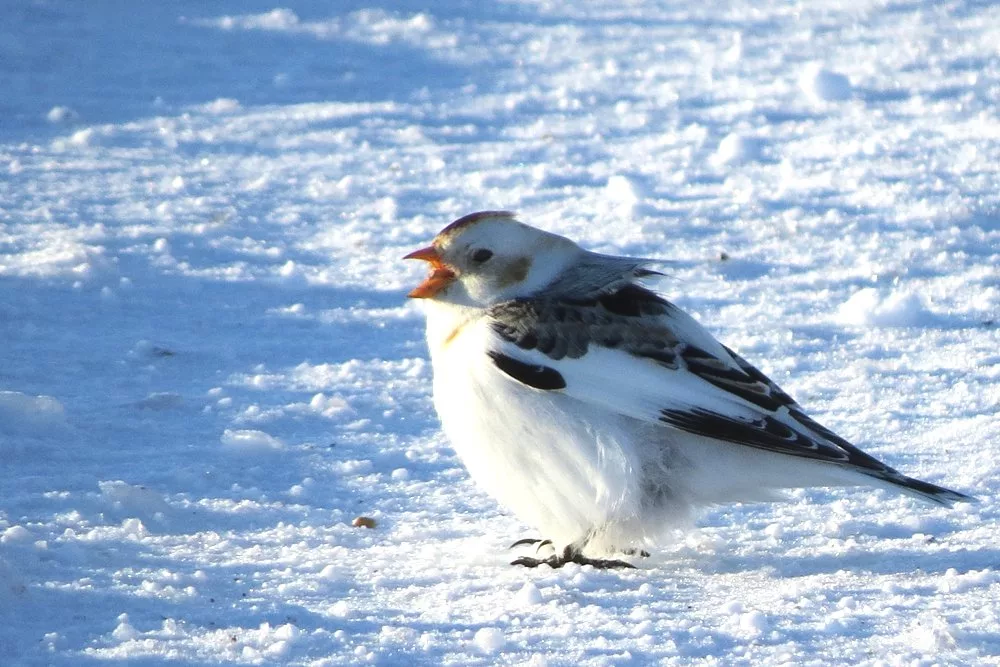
1, 0, 998, 665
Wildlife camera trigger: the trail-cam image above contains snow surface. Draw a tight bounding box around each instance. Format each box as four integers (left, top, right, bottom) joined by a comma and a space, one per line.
2, 1, 999, 665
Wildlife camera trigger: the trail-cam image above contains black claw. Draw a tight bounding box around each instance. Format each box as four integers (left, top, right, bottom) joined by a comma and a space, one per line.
509, 538, 555, 554
509, 538, 544, 549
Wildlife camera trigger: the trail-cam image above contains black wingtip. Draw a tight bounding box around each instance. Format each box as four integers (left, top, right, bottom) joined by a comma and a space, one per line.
879, 473, 978, 507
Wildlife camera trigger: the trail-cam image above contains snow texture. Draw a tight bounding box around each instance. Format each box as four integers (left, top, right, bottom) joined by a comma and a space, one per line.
1, 1, 999, 665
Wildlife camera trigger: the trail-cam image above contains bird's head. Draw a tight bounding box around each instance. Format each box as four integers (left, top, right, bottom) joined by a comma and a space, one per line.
404, 211, 582, 306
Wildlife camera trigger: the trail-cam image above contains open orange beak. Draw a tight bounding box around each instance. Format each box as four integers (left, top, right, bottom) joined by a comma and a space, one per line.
403, 245, 456, 298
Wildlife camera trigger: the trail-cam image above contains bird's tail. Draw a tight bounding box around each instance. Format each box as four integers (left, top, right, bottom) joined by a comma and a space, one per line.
870, 471, 977, 507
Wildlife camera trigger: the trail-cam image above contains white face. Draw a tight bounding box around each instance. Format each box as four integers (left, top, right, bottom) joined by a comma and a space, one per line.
408, 217, 580, 306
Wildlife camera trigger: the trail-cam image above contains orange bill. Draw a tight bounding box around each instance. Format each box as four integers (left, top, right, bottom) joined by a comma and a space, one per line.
404, 245, 456, 298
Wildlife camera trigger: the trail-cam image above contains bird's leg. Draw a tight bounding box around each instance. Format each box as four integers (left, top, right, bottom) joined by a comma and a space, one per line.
511, 544, 636, 569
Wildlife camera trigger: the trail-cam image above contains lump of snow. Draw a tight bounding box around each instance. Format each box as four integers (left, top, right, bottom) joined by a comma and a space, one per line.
378, 626, 419, 648
111, 614, 139, 641
713, 132, 766, 165
799, 64, 853, 103
606, 175, 640, 203
164, 175, 185, 193
515, 582, 543, 606
836, 288, 938, 327
241, 646, 262, 661
211, 8, 300, 31
473, 627, 505, 654
329, 600, 351, 618
604, 175, 644, 216
722, 600, 744, 616
264, 640, 291, 659
739, 610, 769, 635
68, 128, 96, 147
202, 98, 241, 114
46, 106, 78, 123
309, 393, 350, 418
245, 8, 299, 30
120, 518, 149, 539
724, 32, 743, 62
273, 623, 301, 642
221, 428, 285, 452
905, 616, 958, 652
99, 480, 171, 515
0, 391, 69, 438
1, 525, 33, 544
937, 568, 997, 594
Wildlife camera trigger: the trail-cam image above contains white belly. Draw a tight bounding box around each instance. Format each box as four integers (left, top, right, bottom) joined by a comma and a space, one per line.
429, 317, 641, 550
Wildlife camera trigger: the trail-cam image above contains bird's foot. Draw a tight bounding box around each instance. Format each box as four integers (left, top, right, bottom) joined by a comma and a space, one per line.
511, 545, 635, 569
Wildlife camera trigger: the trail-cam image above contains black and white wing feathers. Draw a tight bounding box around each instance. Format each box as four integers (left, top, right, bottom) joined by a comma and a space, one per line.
486, 283, 973, 506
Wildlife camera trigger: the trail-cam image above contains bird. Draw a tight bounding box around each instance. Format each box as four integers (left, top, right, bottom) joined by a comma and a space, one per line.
404, 211, 976, 569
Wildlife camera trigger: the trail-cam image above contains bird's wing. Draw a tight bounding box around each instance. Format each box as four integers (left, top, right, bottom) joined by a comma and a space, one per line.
485, 284, 889, 473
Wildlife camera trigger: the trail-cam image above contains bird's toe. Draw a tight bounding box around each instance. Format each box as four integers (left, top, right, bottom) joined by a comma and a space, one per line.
510, 555, 562, 568
570, 555, 636, 569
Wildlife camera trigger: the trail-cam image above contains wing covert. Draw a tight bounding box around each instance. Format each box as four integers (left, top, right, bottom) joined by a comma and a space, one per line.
485, 283, 886, 471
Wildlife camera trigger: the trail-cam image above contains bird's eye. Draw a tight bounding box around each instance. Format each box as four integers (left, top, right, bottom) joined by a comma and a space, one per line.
471, 248, 494, 263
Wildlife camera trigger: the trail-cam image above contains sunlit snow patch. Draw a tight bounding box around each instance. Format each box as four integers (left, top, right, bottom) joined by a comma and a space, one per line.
0, 235, 113, 280
603, 174, 648, 218
713, 132, 766, 165
799, 63, 853, 103
0, 391, 69, 439
220, 428, 285, 452
836, 288, 939, 327
98, 480, 172, 517
191, 8, 459, 55
472, 627, 506, 655
46, 106, 78, 123
1, 525, 33, 544
199, 98, 241, 115
902, 615, 959, 652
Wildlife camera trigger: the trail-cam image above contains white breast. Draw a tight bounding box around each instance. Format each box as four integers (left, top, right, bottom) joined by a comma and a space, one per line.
424, 305, 642, 551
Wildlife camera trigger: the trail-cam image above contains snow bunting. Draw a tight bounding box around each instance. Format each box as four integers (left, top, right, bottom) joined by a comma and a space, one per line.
405, 211, 975, 568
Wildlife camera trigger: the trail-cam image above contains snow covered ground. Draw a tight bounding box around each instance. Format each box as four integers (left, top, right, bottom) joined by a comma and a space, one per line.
2, 0, 999, 664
